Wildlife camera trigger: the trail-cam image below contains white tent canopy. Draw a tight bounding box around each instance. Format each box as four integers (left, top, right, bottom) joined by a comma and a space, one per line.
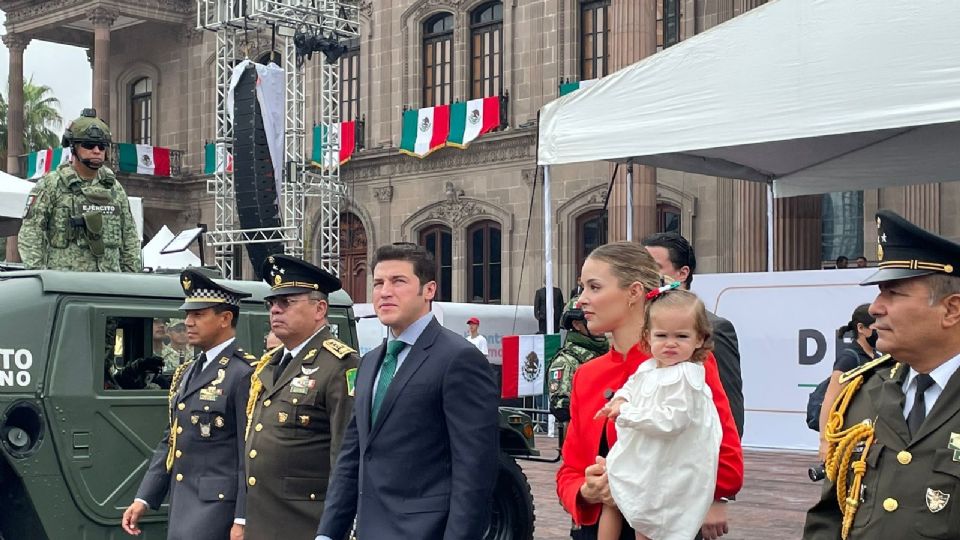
537, 0, 960, 197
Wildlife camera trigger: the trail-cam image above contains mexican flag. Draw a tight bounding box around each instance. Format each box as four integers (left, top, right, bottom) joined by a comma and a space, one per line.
204, 143, 234, 174
310, 121, 356, 168
26, 147, 71, 179
399, 105, 450, 158
448, 97, 500, 148
117, 143, 171, 176
501, 334, 561, 399
559, 78, 599, 97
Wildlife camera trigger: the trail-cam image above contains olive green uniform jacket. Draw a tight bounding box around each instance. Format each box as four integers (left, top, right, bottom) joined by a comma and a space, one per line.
804, 360, 960, 540
18, 163, 141, 272
244, 327, 358, 540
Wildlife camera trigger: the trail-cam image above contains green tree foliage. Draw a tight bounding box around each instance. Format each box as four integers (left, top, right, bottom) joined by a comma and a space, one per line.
0, 77, 63, 158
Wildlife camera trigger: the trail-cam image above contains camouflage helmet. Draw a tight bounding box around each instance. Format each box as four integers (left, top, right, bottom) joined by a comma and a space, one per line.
61, 108, 112, 148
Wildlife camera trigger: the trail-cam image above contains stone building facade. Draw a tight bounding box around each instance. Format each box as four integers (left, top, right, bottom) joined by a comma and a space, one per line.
3, 0, 958, 304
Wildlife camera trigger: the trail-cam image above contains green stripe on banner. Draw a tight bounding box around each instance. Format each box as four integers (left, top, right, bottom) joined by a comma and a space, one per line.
797, 383, 819, 388
204, 143, 215, 174
117, 143, 139, 173
399, 109, 419, 153
448, 101, 467, 145
559, 82, 581, 96
26, 152, 37, 178
543, 334, 562, 394
311, 125, 324, 163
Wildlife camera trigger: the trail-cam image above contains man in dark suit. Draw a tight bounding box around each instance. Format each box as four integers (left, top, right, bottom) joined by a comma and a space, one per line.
643, 231, 744, 540
244, 255, 359, 540
122, 269, 256, 540
316, 243, 499, 540
535, 285, 565, 334
804, 210, 960, 539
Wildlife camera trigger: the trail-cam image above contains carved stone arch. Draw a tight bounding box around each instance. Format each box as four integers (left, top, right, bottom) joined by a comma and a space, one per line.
557, 183, 609, 294
656, 183, 697, 240
115, 61, 161, 143
401, 0, 461, 107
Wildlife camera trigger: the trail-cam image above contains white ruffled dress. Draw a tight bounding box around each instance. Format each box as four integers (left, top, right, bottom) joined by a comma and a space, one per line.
606, 361, 722, 540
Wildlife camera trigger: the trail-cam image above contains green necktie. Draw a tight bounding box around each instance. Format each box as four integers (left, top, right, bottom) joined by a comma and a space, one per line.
372, 340, 406, 423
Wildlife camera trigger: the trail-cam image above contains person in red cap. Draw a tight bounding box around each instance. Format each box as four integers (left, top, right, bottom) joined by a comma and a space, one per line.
466, 317, 489, 357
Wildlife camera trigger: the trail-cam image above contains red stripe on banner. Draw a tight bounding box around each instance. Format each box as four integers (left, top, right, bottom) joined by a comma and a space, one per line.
43, 148, 53, 173
153, 147, 171, 176
501, 335, 519, 399
340, 121, 356, 164
482, 96, 500, 133
430, 105, 450, 151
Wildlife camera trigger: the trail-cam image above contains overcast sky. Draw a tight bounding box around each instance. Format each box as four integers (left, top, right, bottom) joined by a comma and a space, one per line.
0, 11, 92, 134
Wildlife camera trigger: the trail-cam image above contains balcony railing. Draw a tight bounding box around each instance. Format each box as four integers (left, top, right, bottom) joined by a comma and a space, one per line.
17, 145, 184, 179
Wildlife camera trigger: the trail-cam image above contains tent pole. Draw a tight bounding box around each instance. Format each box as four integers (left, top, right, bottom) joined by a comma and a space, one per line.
767, 183, 774, 272
625, 165, 634, 241
544, 165, 555, 334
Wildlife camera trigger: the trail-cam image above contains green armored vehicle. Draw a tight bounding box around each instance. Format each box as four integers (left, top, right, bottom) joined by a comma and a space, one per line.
0, 270, 536, 539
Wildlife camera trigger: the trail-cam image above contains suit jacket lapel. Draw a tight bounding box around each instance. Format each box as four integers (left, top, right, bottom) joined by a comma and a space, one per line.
368, 319, 440, 442
870, 364, 911, 448
357, 340, 386, 445
181, 342, 237, 399
911, 365, 960, 445
257, 348, 283, 397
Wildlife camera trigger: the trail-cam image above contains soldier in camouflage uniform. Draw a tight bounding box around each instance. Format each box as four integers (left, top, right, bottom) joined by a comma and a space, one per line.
18, 108, 141, 272
548, 297, 608, 434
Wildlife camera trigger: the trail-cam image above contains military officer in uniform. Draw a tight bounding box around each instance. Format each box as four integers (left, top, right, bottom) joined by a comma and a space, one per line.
122, 269, 256, 540
245, 254, 359, 540
548, 297, 608, 436
18, 108, 141, 272
804, 210, 960, 540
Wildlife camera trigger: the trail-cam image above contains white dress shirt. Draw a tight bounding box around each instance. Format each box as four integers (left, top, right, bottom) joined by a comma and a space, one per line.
901, 352, 960, 419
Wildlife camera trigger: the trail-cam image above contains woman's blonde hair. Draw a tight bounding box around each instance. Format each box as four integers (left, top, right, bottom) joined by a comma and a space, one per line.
586, 241, 661, 292
641, 289, 714, 363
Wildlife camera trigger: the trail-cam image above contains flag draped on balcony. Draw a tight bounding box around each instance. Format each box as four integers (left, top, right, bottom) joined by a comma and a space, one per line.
117, 143, 171, 176
26, 147, 71, 179
448, 96, 500, 148
310, 121, 356, 168
204, 143, 234, 174
399, 105, 450, 158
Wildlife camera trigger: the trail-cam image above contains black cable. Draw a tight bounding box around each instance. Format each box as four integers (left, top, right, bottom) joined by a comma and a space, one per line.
600, 163, 619, 243
511, 165, 538, 335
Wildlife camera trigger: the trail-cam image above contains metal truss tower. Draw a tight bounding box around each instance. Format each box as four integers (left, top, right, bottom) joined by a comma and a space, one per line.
197, 0, 359, 279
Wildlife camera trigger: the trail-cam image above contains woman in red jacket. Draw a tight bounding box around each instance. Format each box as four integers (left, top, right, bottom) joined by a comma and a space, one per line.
556, 242, 744, 540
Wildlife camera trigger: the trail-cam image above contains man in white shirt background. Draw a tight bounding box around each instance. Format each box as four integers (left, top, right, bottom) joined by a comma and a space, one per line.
466, 316, 489, 357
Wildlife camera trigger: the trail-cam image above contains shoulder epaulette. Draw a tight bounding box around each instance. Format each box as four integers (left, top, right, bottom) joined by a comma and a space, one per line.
233, 347, 260, 366
323, 338, 356, 360
839, 353, 893, 385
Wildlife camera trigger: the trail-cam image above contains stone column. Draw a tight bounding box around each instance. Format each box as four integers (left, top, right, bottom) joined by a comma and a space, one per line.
774, 195, 823, 271
607, 0, 657, 241
733, 181, 768, 271
4, 33, 30, 175
902, 183, 940, 232
89, 7, 118, 123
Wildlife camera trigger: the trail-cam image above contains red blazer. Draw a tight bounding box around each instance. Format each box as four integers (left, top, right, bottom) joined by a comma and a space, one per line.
555, 343, 744, 526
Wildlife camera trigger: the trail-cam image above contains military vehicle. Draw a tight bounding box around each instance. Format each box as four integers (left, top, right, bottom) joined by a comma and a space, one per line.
0, 270, 536, 539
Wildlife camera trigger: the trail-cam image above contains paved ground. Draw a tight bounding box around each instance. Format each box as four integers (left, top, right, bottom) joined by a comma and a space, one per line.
522, 437, 823, 540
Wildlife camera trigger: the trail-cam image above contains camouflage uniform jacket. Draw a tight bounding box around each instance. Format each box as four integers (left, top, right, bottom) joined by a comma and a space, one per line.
18, 163, 141, 272
548, 331, 609, 418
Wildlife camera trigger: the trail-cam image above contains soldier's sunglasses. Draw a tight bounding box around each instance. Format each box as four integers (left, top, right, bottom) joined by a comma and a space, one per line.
80, 142, 108, 151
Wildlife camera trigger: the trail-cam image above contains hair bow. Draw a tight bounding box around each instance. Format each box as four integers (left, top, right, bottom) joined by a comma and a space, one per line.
645, 280, 681, 300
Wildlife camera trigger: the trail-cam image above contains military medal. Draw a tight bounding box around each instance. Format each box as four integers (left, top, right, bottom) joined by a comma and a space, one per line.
200, 422, 212, 438
191, 415, 199, 425
299, 415, 311, 426
214, 416, 225, 428
949, 432, 960, 462
278, 411, 288, 423
926, 488, 950, 513
199, 387, 222, 401
290, 376, 312, 394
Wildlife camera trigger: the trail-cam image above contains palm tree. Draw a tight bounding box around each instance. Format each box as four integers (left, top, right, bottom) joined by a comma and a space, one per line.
0, 77, 63, 160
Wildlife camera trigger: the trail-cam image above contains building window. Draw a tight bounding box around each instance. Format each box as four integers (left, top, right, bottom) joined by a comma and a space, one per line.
576, 209, 608, 277
470, 2, 503, 99
822, 191, 864, 262
657, 202, 681, 233
467, 220, 502, 304
419, 224, 453, 302
580, 0, 610, 80
423, 12, 454, 106
339, 39, 361, 121
661, 0, 681, 49
130, 77, 152, 145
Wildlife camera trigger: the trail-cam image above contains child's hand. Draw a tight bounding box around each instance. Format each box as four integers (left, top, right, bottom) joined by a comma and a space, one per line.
594, 397, 627, 420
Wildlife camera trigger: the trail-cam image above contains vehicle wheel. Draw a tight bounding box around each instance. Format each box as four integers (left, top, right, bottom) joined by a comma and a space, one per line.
484, 452, 535, 540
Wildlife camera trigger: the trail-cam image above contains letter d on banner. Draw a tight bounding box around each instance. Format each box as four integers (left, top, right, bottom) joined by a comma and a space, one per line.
798, 329, 826, 365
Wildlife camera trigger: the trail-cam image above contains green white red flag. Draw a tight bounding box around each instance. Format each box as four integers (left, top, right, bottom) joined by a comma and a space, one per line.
399, 105, 450, 158
501, 334, 561, 398
117, 143, 171, 176
448, 96, 500, 148
26, 147, 71, 179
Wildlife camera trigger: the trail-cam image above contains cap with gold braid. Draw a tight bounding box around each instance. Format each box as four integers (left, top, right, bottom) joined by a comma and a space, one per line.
261, 254, 341, 298
861, 209, 959, 286
179, 269, 252, 310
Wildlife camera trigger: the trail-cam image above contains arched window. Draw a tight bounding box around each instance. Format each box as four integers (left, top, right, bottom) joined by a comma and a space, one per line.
339, 212, 368, 303
576, 209, 607, 277
580, 0, 610, 80
339, 38, 361, 121
467, 220, 502, 304
130, 77, 152, 144
419, 224, 453, 301
657, 202, 681, 233
470, 2, 502, 99
423, 12, 454, 106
